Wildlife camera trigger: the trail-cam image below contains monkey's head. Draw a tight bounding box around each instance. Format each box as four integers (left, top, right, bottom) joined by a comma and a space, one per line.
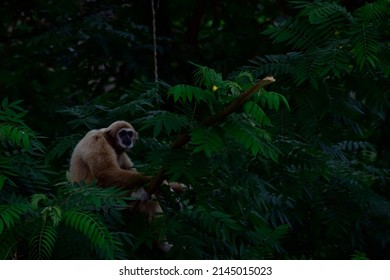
103, 121, 138, 152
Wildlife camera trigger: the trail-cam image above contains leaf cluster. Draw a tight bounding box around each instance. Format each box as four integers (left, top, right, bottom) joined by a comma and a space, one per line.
247, 0, 390, 259
0, 99, 50, 194
257, 0, 390, 88
0, 180, 134, 259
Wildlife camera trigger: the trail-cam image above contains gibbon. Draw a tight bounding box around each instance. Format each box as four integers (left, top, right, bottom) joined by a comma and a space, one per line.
69, 120, 180, 252
69, 120, 150, 191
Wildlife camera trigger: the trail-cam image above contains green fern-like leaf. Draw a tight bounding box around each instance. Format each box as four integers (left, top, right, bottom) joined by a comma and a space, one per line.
352, 23, 381, 69
293, 53, 321, 88
296, 1, 352, 26
46, 134, 82, 162
30, 194, 49, 210
139, 110, 190, 137
111, 98, 154, 118
355, 0, 387, 24
316, 39, 351, 77
336, 141, 374, 152
64, 185, 127, 209
0, 98, 27, 116
243, 101, 271, 126
190, 62, 224, 88
255, 89, 290, 112
60, 183, 129, 210
0, 204, 31, 234
41, 206, 62, 227
224, 116, 279, 161
249, 54, 297, 77
29, 220, 57, 260
0, 124, 31, 149
266, 224, 289, 244
164, 150, 209, 184
263, 19, 318, 50
190, 127, 224, 157
168, 85, 215, 104
63, 210, 117, 259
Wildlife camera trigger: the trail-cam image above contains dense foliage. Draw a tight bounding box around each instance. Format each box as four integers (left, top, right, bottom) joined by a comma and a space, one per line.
1, 0, 389, 259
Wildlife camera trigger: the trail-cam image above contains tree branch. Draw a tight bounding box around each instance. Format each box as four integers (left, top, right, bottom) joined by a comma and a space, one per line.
147, 76, 275, 195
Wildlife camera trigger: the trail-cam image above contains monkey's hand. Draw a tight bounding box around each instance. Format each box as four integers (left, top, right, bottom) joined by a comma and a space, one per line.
131, 188, 150, 201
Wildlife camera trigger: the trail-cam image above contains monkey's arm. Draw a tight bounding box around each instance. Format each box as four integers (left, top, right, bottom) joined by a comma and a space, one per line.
93, 164, 151, 189
85, 137, 151, 189
117, 153, 137, 171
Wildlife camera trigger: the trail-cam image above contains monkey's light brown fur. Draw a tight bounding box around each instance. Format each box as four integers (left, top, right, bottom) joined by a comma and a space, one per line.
69, 120, 151, 189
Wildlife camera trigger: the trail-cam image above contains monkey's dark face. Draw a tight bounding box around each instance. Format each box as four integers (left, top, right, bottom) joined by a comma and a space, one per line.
117, 128, 136, 150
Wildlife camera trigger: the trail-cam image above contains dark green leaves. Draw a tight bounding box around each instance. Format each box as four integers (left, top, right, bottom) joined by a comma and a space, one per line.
243, 101, 271, 126
351, 23, 381, 69
355, 0, 388, 24
190, 127, 224, 157
0, 125, 31, 150
0, 204, 31, 235
29, 221, 57, 260
140, 110, 190, 137
191, 63, 224, 88
262, 0, 389, 85
63, 211, 117, 259
0, 98, 32, 150
224, 117, 280, 161
169, 85, 215, 103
